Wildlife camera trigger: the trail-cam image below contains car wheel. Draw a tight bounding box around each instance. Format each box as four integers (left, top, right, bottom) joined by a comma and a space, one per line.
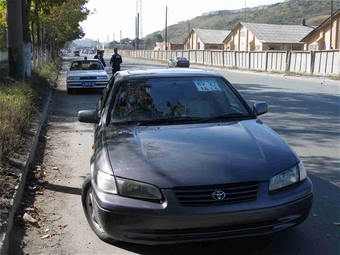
67, 88, 72, 94
81, 175, 117, 244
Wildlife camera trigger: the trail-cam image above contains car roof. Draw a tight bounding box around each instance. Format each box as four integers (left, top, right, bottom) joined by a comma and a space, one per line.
118, 68, 222, 79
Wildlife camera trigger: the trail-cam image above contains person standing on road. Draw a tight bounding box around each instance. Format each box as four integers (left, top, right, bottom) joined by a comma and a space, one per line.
110, 48, 122, 75
94, 50, 100, 59
98, 50, 106, 67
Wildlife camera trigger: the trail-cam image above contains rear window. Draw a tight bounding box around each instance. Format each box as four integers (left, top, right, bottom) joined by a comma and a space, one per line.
70, 61, 103, 71
110, 77, 249, 123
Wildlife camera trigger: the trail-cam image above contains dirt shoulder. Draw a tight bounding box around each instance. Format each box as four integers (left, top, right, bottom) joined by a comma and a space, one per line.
7, 58, 114, 255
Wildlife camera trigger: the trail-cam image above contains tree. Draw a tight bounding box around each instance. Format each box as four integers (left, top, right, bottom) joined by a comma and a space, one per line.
6, 0, 24, 80
30, 0, 89, 65
144, 33, 163, 50
109, 40, 119, 49
22, 0, 32, 79
120, 37, 132, 44
0, 0, 6, 51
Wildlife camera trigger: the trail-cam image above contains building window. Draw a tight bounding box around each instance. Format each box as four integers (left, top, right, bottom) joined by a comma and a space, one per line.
268, 45, 280, 50
291, 46, 302, 50
309, 44, 318, 50
240, 31, 246, 37
209, 46, 218, 49
255, 45, 261, 51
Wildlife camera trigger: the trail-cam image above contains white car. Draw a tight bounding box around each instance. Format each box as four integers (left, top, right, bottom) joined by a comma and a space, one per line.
66, 59, 110, 94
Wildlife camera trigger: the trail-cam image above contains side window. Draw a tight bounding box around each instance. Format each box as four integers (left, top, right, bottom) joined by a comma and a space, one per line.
97, 75, 116, 112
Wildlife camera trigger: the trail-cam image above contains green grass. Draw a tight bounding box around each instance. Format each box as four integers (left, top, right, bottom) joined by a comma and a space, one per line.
0, 58, 60, 164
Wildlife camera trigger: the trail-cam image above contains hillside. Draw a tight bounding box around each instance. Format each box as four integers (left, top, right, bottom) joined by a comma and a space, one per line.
145, 0, 338, 44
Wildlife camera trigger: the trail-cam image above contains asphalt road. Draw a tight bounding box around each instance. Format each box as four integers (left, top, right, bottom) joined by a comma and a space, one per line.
9, 54, 340, 255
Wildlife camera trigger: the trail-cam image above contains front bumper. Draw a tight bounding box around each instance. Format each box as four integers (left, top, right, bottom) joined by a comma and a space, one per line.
92, 178, 313, 245
67, 80, 108, 89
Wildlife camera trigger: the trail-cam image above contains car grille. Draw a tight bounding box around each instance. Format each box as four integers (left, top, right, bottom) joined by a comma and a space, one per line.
173, 181, 259, 206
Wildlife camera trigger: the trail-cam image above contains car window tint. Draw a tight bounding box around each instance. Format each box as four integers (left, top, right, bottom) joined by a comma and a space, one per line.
110, 77, 249, 123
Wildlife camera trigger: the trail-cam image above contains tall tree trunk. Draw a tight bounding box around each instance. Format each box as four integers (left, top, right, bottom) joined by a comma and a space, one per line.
31, 20, 36, 67
6, 0, 24, 80
22, 0, 32, 79
41, 24, 44, 64
35, 3, 41, 66
51, 33, 55, 60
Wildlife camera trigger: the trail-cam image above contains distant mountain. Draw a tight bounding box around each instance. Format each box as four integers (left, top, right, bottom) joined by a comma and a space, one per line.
144, 0, 337, 44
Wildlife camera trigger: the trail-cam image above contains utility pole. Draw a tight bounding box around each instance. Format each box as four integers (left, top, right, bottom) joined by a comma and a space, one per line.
245, 0, 247, 21
135, 13, 139, 50
188, 20, 191, 50
165, 6, 168, 50
120, 30, 122, 50
330, 0, 333, 49
6, 0, 24, 80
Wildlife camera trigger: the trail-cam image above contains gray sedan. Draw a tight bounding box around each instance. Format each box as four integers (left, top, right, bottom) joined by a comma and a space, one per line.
78, 68, 313, 245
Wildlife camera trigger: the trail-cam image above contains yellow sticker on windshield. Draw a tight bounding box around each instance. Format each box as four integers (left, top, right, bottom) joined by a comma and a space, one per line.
194, 80, 221, 92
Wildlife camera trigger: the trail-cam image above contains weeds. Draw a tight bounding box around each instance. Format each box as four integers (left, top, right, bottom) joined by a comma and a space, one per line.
0, 58, 59, 164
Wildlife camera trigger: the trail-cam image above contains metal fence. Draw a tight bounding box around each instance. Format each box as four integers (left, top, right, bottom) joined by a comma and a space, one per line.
122, 49, 340, 76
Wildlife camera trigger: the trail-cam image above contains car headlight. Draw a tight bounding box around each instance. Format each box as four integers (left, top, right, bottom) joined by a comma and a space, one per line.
269, 161, 307, 191
116, 177, 163, 202
68, 76, 80, 80
97, 170, 117, 194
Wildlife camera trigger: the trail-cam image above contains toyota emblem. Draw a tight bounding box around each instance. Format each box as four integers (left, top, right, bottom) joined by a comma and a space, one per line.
212, 190, 226, 200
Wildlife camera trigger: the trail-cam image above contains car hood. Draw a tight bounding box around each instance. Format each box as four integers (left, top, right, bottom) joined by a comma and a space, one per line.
68, 70, 107, 77
104, 120, 299, 188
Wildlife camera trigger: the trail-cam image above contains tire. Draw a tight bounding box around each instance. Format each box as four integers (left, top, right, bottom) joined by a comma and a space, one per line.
67, 88, 71, 94
81, 175, 117, 244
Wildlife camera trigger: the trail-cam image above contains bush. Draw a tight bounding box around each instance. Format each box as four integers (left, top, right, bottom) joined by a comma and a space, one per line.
0, 58, 59, 163
0, 80, 34, 161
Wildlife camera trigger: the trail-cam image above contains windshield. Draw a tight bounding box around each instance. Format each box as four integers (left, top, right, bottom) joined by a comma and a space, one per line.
70, 61, 104, 71
110, 77, 251, 124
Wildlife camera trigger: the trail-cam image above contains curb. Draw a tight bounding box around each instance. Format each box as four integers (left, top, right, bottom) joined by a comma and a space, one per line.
0, 71, 58, 255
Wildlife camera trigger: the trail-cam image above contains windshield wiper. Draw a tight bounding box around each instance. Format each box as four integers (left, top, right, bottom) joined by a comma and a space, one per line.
136, 117, 204, 126
199, 113, 252, 123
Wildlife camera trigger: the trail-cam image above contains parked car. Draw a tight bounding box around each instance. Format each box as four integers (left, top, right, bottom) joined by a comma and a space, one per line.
66, 59, 109, 94
74, 50, 80, 57
168, 56, 190, 67
78, 68, 313, 245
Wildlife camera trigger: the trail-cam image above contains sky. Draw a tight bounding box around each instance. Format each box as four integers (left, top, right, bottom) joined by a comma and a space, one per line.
80, 0, 285, 42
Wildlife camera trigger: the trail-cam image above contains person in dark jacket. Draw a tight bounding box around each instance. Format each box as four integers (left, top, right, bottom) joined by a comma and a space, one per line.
99, 50, 106, 67
94, 50, 100, 59
110, 48, 122, 75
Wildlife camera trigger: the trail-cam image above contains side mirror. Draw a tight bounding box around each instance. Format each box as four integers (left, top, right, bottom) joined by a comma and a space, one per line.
253, 102, 269, 116
78, 110, 99, 123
